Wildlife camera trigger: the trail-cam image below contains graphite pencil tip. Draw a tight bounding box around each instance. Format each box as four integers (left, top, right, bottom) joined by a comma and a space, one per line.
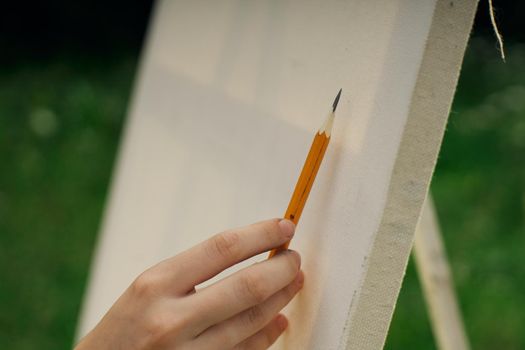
332, 88, 342, 112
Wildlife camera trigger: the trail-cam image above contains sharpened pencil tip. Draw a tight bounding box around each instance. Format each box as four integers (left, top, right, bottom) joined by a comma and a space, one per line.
332, 88, 342, 112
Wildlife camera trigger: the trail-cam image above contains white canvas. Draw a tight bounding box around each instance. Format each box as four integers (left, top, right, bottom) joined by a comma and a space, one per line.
77, 0, 477, 348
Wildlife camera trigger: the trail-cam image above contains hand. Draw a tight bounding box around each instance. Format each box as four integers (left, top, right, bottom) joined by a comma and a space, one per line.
75, 219, 303, 350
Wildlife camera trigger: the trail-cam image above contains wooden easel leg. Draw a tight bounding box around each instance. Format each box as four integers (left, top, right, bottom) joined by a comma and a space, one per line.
413, 195, 470, 350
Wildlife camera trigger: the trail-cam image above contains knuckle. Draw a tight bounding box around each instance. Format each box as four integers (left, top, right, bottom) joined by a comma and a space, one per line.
236, 274, 268, 303
145, 312, 191, 346
246, 305, 266, 325
170, 314, 192, 334
206, 231, 241, 261
131, 270, 160, 298
144, 314, 171, 346
216, 329, 235, 348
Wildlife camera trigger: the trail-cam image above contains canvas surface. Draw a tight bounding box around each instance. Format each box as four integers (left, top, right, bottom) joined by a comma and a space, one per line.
77, 0, 476, 348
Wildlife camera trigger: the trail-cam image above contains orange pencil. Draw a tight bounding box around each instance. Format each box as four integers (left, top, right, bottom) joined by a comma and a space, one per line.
269, 89, 342, 258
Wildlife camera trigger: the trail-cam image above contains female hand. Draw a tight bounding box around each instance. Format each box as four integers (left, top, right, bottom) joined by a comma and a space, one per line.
75, 218, 303, 350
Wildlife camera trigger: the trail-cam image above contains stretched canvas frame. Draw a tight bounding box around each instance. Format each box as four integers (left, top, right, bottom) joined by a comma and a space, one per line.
77, 0, 478, 349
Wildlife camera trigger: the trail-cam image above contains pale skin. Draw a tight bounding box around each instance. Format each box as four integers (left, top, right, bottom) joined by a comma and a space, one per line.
75, 218, 303, 350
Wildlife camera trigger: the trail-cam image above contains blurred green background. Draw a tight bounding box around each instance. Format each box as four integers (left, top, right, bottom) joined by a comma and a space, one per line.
1, 1, 523, 349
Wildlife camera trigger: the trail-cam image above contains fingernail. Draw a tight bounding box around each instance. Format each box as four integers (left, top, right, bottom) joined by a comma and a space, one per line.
278, 219, 295, 238
277, 315, 288, 331
275, 250, 301, 271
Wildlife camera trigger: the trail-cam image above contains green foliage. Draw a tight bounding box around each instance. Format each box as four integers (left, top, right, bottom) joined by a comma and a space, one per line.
0, 38, 523, 349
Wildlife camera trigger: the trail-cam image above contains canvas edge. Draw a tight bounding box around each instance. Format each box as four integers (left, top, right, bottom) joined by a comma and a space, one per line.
340, 0, 479, 349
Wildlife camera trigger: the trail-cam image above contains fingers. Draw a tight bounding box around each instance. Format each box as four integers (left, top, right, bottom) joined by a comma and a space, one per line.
194, 271, 304, 349
232, 315, 288, 350
156, 219, 295, 295
189, 250, 301, 333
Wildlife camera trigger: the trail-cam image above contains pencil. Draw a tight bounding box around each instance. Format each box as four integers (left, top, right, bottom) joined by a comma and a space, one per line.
268, 89, 342, 258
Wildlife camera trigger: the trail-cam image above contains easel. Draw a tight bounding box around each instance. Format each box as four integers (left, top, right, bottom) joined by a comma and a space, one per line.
76, 1, 479, 348
413, 195, 470, 349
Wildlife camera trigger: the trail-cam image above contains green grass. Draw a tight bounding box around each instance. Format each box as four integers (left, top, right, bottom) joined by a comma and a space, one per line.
0, 38, 524, 349
0, 56, 135, 349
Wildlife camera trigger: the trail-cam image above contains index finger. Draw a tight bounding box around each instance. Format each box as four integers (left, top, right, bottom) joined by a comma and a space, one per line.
157, 218, 295, 295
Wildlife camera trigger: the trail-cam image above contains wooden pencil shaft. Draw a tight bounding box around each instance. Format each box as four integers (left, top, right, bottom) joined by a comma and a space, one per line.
268, 131, 330, 258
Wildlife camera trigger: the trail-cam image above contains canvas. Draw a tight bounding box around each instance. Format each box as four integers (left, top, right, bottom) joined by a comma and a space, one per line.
77, 0, 477, 348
